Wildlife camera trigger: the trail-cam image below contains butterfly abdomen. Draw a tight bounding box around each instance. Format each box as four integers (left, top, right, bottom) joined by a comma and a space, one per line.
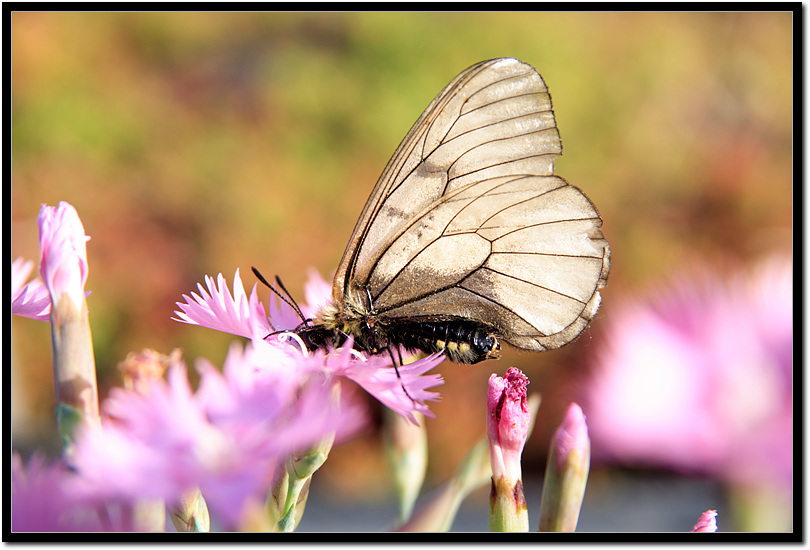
299, 301, 500, 364
386, 320, 501, 364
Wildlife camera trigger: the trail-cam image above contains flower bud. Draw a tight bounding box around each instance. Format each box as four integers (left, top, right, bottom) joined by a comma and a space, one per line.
39, 202, 89, 313
691, 509, 718, 532
487, 367, 531, 532
170, 487, 210, 532
538, 402, 590, 532
38, 202, 99, 443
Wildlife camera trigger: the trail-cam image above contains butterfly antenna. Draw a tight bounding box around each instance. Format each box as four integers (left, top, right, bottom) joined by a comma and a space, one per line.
251, 266, 308, 325
274, 274, 308, 323
385, 346, 417, 405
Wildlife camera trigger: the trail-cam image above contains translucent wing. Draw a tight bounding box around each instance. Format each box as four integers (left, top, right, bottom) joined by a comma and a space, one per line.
337, 58, 610, 351
333, 58, 560, 301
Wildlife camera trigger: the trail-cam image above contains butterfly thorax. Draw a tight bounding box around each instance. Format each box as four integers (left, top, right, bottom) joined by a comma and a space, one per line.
315, 300, 367, 342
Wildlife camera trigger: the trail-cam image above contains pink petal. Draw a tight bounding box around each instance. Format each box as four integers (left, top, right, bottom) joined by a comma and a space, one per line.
38, 202, 89, 309
300, 268, 333, 320
335, 345, 445, 425
12, 258, 52, 321
583, 256, 792, 495
12, 453, 113, 532
173, 269, 270, 339
691, 509, 718, 532
552, 403, 590, 472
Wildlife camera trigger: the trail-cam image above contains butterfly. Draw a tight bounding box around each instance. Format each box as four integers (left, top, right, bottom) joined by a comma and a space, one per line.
258, 57, 610, 366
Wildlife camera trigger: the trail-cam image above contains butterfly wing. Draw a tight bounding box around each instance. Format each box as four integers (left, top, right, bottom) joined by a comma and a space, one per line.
333, 58, 559, 300
336, 58, 609, 351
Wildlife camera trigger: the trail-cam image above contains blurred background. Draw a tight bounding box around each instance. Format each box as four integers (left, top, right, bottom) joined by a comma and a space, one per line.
11, 12, 793, 532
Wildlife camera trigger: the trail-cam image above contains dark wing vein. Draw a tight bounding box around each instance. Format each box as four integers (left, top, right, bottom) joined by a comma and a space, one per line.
475, 185, 566, 230
462, 90, 552, 119
428, 104, 554, 159
495, 250, 603, 259
446, 152, 559, 184
382, 62, 498, 201
477, 265, 588, 305
440, 176, 536, 233
442, 126, 559, 179
484, 216, 603, 238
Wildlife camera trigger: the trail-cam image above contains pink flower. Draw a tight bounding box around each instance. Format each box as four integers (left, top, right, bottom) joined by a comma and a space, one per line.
174, 269, 445, 423
691, 509, 718, 532
487, 367, 531, 531
69, 339, 367, 528
38, 202, 89, 311
487, 367, 531, 483
173, 270, 270, 339
582, 255, 792, 494
328, 344, 445, 424
13, 453, 75, 532
12, 453, 114, 532
11, 258, 51, 321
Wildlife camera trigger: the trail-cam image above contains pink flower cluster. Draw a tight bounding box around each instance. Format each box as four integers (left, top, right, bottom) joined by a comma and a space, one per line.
173, 269, 445, 424
68, 339, 369, 527
583, 256, 792, 494
12, 201, 445, 531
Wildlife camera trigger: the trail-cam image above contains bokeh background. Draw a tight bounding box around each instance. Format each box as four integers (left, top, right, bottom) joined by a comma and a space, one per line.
11, 12, 793, 532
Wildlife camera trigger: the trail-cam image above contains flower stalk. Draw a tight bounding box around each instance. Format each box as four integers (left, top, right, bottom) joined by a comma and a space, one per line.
271, 379, 340, 531
274, 433, 334, 532
397, 393, 540, 533
38, 202, 99, 448
384, 408, 428, 525
398, 437, 491, 532
538, 403, 591, 532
